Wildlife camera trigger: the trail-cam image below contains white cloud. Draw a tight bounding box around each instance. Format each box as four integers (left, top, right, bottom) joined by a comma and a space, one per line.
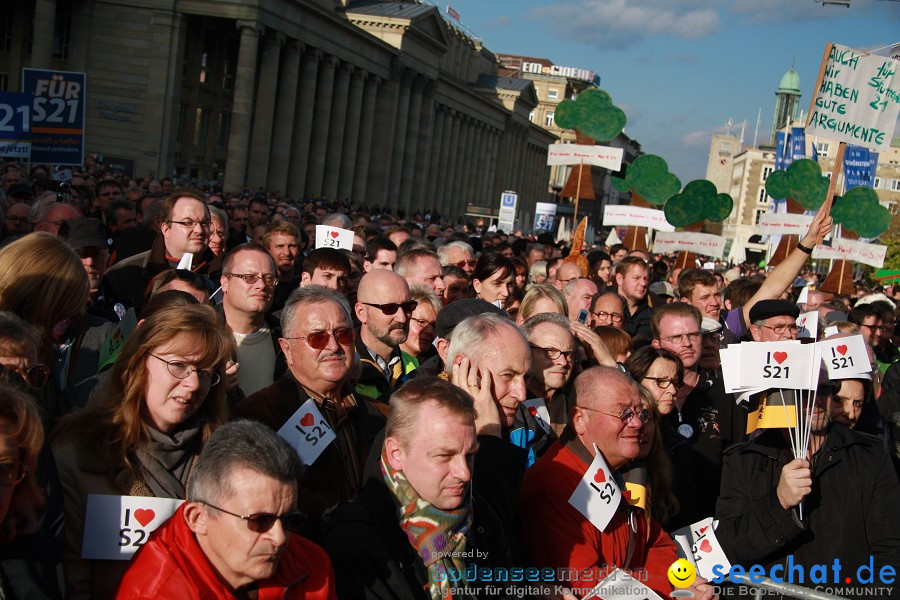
730, 0, 899, 23
528, 0, 722, 49
681, 130, 714, 147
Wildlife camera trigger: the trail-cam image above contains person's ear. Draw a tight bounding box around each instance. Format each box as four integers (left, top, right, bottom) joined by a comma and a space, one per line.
385, 436, 405, 472
183, 502, 208, 535
651, 338, 661, 349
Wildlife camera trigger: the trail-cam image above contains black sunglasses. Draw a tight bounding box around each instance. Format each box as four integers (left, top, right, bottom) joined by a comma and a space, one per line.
202, 500, 306, 533
361, 301, 417, 315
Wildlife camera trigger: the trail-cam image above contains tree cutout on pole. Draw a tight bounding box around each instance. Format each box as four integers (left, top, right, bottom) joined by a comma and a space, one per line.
764, 159, 830, 266
554, 89, 627, 226
610, 154, 681, 252
562, 217, 590, 275
660, 179, 733, 267
831, 187, 892, 239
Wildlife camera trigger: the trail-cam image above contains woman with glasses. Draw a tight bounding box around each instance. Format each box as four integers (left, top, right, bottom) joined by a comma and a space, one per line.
399, 285, 441, 364
471, 253, 514, 309
206, 206, 229, 260
53, 303, 234, 599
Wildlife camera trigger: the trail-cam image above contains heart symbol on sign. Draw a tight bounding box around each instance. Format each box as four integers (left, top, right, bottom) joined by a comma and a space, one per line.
836, 345, 848, 356
799, 318, 806, 327
330, 231, 339, 239
593, 469, 606, 483
300, 413, 314, 427
528, 406, 537, 417
699, 526, 709, 534
699, 539, 712, 553
134, 508, 156, 527
773, 352, 788, 365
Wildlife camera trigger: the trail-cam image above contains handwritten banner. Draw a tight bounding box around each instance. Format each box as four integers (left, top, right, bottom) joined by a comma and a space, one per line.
806, 43, 898, 152
547, 144, 624, 171
603, 205, 675, 232
812, 237, 886, 268
756, 213, 814, 236
652, 232, 725, 258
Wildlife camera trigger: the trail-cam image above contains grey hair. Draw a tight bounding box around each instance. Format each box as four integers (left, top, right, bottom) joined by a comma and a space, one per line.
436, 241, 474, 266
522, 311, 572, 339
281, 285, 353, 336
187, 420, 304, 504
409, 284, 441, 315
447, 313, 524, 366
322, 212, 352, 229
208, 205, 229, 232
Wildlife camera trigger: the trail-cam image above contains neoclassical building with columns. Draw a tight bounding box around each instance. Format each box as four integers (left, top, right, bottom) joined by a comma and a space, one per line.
2, 0, 557, 222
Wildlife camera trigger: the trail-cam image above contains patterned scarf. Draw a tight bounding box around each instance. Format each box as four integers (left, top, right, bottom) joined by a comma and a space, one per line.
381, 445, 473, 600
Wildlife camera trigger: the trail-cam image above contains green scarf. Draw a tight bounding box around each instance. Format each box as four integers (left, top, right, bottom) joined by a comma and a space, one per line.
380, 445, 473, 600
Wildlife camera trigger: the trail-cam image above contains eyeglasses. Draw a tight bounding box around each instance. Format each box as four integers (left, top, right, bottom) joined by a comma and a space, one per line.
167, 219, 212, 230
643, 376, 683, 390
4, 216, 29, 224
10, 364, 51, 389
530, 345, 576, 363
150, 354, 220, 385
860, 324, 889, 334
361, 301, 417, 315
410, 317, 436, 329
659, 332, 702, 345
0, 462, 26, 487
592, 310, 624, 323
454, 259, 477, 269
284, 328, 355, 350
577, 405, 652, 425
200, 500, 306, 533
761, 324, 801, 335
224, 273, 278, 287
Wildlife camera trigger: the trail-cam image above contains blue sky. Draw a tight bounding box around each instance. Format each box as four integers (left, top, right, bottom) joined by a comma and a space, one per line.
437, 0, 900, 185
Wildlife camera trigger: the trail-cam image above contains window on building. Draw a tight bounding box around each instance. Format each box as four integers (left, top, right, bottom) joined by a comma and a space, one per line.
545, 112, 555, 127
891, 179, 900, 191
762, 166, 773, 181
548, 89, 558, 101
193, 107, 211, 146
0, 74, 7, 92
825, 172, 832, 180
199, 52, 208, 84
816, 142, 830, 154
176, 104, 188, 142
754, 208, 766, 225
216, 113, 230, 149
0, 3, 13, 52
758, 188, 769, 203
529, 110, 534, 123
52, 2, 71, 59
874, 177, 882, 189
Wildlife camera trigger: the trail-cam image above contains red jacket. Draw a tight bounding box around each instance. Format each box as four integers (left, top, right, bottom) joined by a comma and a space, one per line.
519, 439, 677, 599
115, 504, 338, 600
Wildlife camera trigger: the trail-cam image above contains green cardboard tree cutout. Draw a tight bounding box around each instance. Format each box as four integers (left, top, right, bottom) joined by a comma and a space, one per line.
831, 186, 891, 238
764, 159, 829, 210
554, 89, 626, 142
611, 154, 682, 206
664, 179, 733, 227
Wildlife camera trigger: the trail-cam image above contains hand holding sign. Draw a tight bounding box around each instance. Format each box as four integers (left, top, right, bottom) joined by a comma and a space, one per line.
315, 225, 354, 250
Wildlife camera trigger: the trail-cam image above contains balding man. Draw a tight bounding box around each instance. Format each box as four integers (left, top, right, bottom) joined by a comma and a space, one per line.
520, 367, 714, 600
34, 202, 81, 235
563, 278, 599, 322
553, 261, 583, 292
354, 270, 417, 399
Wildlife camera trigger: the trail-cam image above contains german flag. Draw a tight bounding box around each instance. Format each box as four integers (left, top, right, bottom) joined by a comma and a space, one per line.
622, 462, 648, 511
745, 389, 797, 435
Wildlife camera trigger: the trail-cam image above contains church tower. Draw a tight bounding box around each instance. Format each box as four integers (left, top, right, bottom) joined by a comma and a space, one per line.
769, 67, 801, 145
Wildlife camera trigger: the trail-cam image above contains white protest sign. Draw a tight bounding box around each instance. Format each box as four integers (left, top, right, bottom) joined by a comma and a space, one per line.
797, 311, 818, 339
671, 518, 732, 581
653, 232, 726, 258
315, 225, 354, 250
605, 228, 620, 247
82, 494, 183, 560
757, 213, 814, 237
820, 334, 871, 377
568, 443, 621, 533
523, 398, 551, 434
276, 399, 336, 466
603, 205, 675, 232
739, 342, 816, 390
547, 144, 624, 171
806, 43, 898, 152
824, 325, 839, 338
582, 569, 664, 600
812, 237, 886, 268
176, 252, 192, 271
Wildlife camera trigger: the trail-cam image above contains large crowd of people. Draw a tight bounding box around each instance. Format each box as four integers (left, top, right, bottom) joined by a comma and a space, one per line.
0, 163, 899, 599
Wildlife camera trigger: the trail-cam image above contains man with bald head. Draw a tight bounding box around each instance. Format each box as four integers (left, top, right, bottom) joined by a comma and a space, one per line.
519, 367, 714, 600
34, 202, 81, 235
553, 261, 583, 292
354, 269, 417, 399
564, 278, 599, 322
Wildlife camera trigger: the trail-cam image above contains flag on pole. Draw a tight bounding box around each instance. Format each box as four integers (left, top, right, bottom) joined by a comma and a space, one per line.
447, 5, 460, 20
746, 390, 797, 434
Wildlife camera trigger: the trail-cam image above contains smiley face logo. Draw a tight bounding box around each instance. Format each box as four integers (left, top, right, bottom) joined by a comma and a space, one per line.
668, 558, 696, 588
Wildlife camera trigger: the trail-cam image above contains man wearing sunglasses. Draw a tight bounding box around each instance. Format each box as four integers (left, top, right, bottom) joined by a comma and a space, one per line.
437, 240, 476, 276
520, 367, 714, 600
354, 270, 417, 400
117, 420, 337, 599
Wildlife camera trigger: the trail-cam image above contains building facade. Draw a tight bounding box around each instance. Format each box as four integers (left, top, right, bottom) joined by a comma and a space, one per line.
1, 0, 556, 222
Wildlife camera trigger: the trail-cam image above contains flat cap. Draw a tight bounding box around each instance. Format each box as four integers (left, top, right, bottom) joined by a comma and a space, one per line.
435, 298, 507, 339
748, 299, 800, 323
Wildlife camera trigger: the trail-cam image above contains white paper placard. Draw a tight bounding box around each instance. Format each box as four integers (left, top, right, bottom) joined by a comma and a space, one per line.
739, 342, 816, 390
602, 205, 675, 232
523, 398, 551, 434
568, 443, 621, 533
757, 213, 814, 237
582, 568, 665, 600
820, 334, 871, 377
82, 494, 184, 560
671, 517, 732, 581
547, 144, 624, 170
652, 232, 726, 258
276, 399, 336, 466
315, 225, 354, 250
796, 311, 819, 339
812, 237, 886, 268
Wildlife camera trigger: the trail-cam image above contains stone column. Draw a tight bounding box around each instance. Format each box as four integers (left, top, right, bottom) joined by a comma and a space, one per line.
31, 0, 56, 68
414, 94, 439, 213
267, 40, 303, 195
306, 55, 339, 197
287, 48, 322, 198
482, 128, 496, 203
469, 124, 485, 204
387, 71, 414, 209
224, 20, 263, 193
367, 74, 400, 207
398, 77, 426, 213
456, 119, 476, 219
323, 62, 353, 201
247, 31, 285, 190
337, 69, 366, 202
446, 114, 464, 218
352, 75, 380, 204
435, 109, 453, 205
